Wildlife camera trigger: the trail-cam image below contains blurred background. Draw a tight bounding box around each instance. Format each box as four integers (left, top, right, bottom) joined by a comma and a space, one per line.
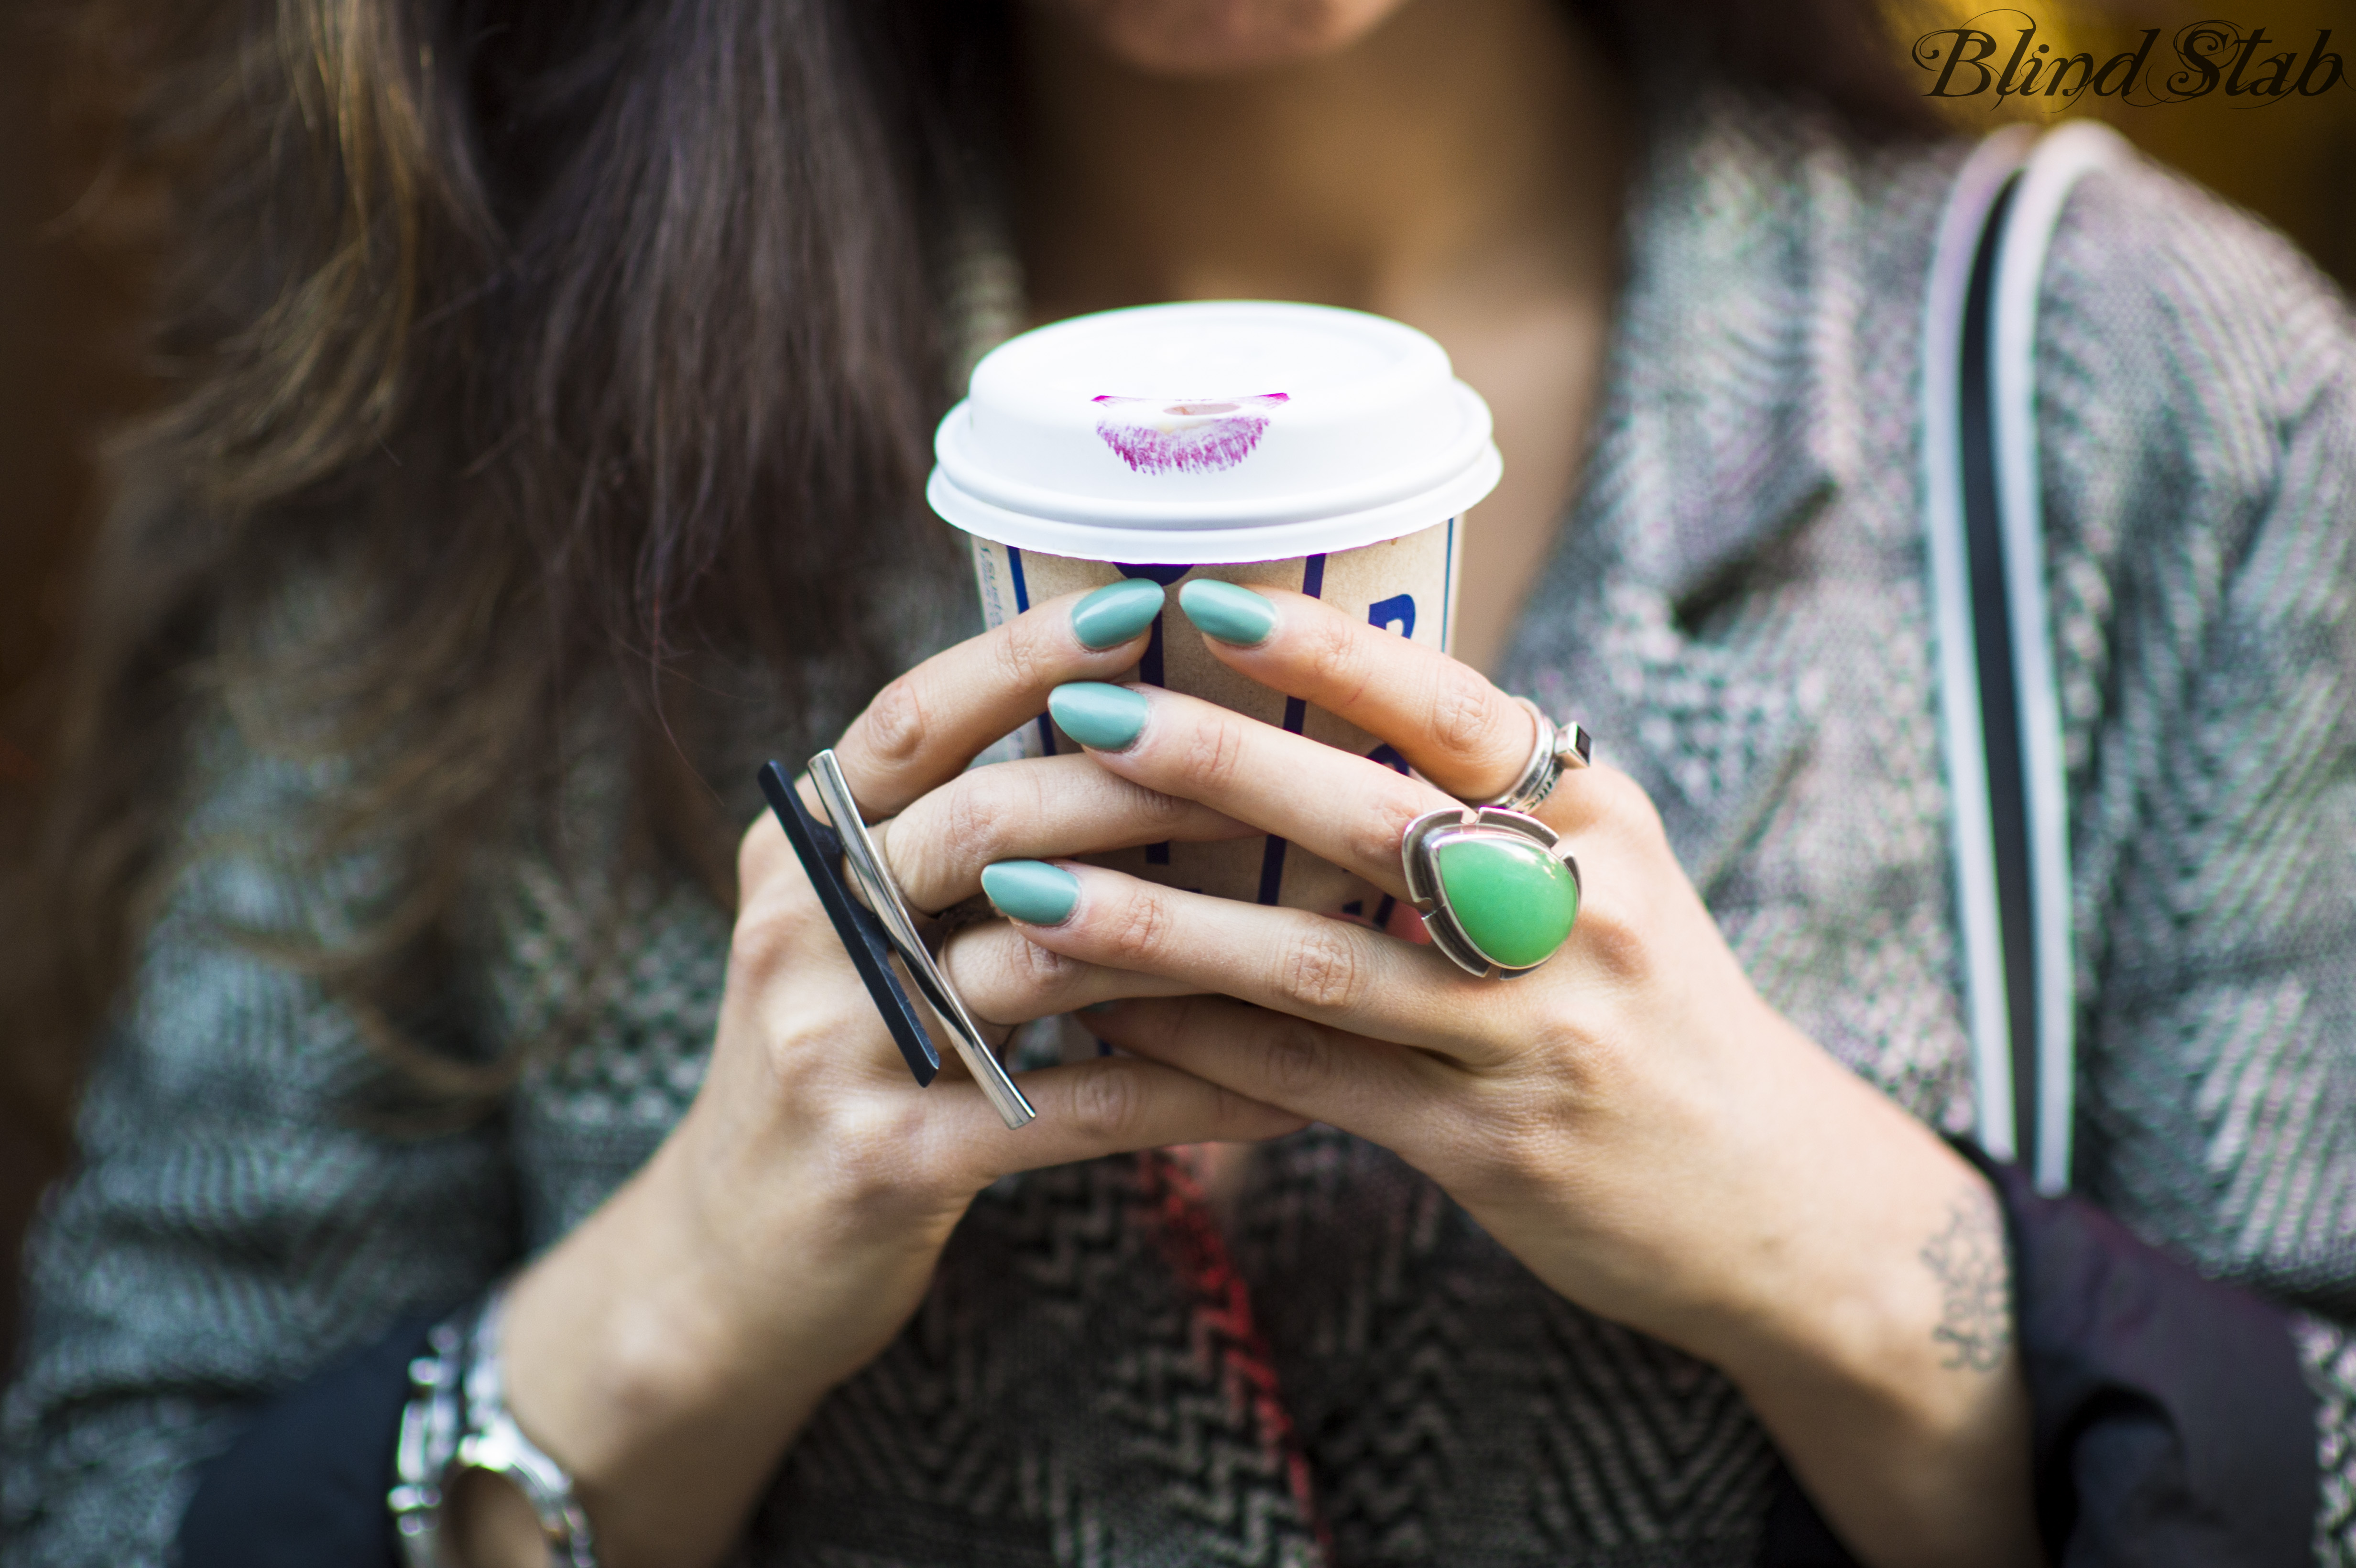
1, 0, 2350, 1361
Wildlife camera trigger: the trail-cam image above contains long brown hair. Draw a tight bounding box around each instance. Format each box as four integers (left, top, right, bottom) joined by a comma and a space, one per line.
7, 0, 1934, 1145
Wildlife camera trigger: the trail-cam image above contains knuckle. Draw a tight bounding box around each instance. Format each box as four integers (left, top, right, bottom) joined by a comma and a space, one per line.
1103, 890, 1175, 967
820, 1099, 931, 1209
938, 771, 1021, 868
1266, 1017, 1332, 1098
1158, 992, 1221, 1049
1071, 1064, 1146, 1141
1463, 1088, 1561, 1199
1017, 930, 1081, 984
1299, 611, 1370, 701
993, 613, 1055, 693
727, 898, 812, 979
1575, 902, 1650, 986
931, 927, 998, 1008
726, 915, 778, 980
942, 926, 1078, 1022
1122, 776, 1194, 832
876, 820, 943, 912
1590, 766, 1666, 841
1430, 665, 1508, 760
1005, 928, 1084, 1004
1176, 709, 1249, 793
1277, 924, 1366, 1012
861, 675, 929, 766
1345, 781, 1430, 874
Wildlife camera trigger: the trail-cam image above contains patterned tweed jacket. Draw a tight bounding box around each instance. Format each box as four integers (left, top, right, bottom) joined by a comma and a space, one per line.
8, 98, 2356, 1568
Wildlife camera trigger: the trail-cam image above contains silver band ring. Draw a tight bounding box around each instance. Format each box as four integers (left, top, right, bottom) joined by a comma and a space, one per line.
1479, 697, 1592, 815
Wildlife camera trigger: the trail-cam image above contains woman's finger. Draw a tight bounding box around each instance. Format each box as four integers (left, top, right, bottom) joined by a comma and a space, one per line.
873, 753, 1251, 916
920, 1056, 1309, 1191
976, 858, 1523, 1064
827, 578, 1171, 818
1076, 994, 1454, 1153
936, 918, 1203, 1027
1036, 680, 1457, 896
1174, 582, 1538, 801
733, 799, 1282, 1146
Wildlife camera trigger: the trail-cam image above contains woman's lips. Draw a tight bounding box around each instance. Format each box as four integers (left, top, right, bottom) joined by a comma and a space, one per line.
1092, 392, 1289, 475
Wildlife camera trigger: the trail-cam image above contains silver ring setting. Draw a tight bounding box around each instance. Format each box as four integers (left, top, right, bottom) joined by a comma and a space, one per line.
1480, 697, 1592, 814
1401, 805, 1582, 978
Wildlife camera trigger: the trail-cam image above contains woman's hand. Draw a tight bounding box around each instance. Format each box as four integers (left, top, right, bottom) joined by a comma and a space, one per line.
466, 583, 1305, 1568
943, 586, 2041, 1568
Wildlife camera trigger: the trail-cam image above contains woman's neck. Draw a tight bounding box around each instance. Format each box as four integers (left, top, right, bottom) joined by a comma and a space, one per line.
1014, 0, 1631, 675
1014, 0, 1623, 331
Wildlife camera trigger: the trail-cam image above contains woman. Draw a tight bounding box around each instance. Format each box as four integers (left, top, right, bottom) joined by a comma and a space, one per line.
4, 0, 2351, 1564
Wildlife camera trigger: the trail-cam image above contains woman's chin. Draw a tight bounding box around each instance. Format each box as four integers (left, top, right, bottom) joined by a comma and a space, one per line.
1035, 0, 1415, 76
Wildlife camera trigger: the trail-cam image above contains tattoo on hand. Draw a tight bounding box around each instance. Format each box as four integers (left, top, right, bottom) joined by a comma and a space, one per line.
1920, 1187, 2013, 1373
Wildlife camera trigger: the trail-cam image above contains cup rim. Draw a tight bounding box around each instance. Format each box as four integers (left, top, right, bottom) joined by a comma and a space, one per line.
934, 376, 1495, 526
928, 441, 1500, 564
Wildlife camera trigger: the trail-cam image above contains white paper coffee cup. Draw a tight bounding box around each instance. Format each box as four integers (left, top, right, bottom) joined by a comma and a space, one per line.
928, 301, 1501, 914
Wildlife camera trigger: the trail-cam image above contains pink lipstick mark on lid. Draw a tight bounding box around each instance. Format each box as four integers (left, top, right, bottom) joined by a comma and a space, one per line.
1092, 392, 1289, 476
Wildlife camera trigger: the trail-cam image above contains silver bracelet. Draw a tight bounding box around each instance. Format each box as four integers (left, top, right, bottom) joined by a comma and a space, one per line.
392, 1286, 599, 1568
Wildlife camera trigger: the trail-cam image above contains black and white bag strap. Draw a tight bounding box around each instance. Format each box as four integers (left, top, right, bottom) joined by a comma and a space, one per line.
1922, 120, 2126, 1197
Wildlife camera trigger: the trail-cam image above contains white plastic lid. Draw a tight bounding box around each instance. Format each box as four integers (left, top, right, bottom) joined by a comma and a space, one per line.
928, 300, 1501, 564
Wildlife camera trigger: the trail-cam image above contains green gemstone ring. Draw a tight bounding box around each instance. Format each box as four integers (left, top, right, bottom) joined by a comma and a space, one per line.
1400, 805, 1582, 977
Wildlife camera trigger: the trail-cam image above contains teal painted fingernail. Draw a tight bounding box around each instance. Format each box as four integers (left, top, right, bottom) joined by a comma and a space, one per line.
982, 860, 1080, 926
1070, 578, 1166, 650
1048, 682, 1150, 751
1178, 579, 1276, 646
